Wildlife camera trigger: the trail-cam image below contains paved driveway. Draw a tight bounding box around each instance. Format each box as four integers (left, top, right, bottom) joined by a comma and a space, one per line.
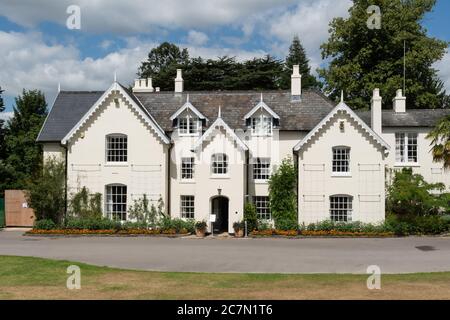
0, 230, 449, 274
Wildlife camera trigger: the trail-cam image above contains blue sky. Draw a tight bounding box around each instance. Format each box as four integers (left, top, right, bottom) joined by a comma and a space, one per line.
0, 0, 449, 115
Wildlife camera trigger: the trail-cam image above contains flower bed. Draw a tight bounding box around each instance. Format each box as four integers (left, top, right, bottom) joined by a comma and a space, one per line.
26, 228, 189, 236
251, 229, 395, 238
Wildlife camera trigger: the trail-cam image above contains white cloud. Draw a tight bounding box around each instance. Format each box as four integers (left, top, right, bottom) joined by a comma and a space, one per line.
0, 0, 295, 33
0, 112, 13, 123
186, 31, 209, 46
436, 50, 450, 92
0, 31, 268, 106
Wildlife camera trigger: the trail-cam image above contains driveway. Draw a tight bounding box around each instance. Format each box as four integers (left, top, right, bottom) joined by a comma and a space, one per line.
0, 230, 449, 274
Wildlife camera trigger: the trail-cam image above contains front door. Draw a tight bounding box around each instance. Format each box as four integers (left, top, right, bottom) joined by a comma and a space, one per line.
212, 197, 229, 233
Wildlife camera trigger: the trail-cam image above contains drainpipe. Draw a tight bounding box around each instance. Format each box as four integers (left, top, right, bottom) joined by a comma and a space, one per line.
63, 144, 68, 222
167, 143, 173, 217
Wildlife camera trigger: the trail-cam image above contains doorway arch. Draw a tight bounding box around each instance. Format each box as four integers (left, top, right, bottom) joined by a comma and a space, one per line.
211, 196, 229, 233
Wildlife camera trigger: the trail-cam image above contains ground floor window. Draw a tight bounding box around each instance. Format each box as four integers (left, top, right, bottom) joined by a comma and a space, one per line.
254, 196, 271, 220
329, 195, 352, 222
181, 195, 195, 219
106, 185, 127, 221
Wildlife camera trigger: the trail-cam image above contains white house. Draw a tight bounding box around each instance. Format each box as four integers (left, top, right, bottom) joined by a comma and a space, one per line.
37, 66, 450, 233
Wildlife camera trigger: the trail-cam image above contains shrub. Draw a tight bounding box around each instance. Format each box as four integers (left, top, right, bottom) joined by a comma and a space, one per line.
257, 220, 271, 231
384, 214, 450, 236
69, 187, 102, 219
26, 157, 66, 224
34, 219, 57, 230
64, 217, 121, 230
157, 216, 194, 233
195, 220, 207, 231
244, 202, 258, 232
387, 168, 449, 216
268, 158, 297, 224
128, 195, 162, 227
275, 219, 298, 231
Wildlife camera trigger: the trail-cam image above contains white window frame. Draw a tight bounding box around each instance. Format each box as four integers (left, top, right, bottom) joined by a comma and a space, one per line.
180, 195, 195, 219
395, 132, 418, 164
329, 195, 352, 222
254, 196, 271, 220
211, 153, 228, 176
332, 146, 351, 176
106, 134, 128, 163
253, 158, 271, 181
181, 157, 195, 180
179, 115, 200, 136
105, 184, 127, 221
251, 114, 272, 136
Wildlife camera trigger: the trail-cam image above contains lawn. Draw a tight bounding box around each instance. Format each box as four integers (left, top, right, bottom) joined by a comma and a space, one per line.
0, 255, 449, 299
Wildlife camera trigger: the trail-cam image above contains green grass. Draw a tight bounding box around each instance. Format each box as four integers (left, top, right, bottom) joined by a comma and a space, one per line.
0, 255, 450, 299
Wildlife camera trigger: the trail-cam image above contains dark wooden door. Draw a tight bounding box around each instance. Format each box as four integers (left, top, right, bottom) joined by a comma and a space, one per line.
212, 197, 229, 233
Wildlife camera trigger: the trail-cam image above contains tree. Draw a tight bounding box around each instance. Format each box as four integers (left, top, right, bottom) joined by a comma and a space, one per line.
138, 42, 190, 91
427, 115, 450, 169
318, 0, 449, 109
0, 89, 47, 191
281, 36, 320, 90
69, 187, 102, 219
0, 87, 6, 159
26, 157, 66, 224
243, 202, 258, 232
268, 158, 297, 227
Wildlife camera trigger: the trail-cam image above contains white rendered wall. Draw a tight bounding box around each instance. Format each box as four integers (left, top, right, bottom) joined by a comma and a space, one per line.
298, 112, 387, 225
65, 93, 169, 217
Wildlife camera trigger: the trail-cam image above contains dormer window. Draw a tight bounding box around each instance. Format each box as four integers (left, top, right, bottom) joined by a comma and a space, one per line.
179, 115, 199, 136
251, 115, 272, 136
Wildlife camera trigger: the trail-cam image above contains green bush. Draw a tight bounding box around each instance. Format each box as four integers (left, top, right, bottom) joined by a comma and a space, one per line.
128, 195, 164, 227
387, 168, 449, 216
275, 219, 298, 231
64, 217, 122, 230
157, 216, 195, 233
385, 214, 450, 236
244, 202, 258, 232
34, 219, 57, 230
257, 220, 271, 231
69, 187, 102, 219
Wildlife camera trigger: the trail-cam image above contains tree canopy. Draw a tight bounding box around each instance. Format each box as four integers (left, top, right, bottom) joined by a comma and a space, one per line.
0, 89, 47, 194
138, 37, 319, 91
318, 0, 449, 109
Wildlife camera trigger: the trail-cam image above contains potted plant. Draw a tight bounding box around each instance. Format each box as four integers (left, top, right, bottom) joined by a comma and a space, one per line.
195, 220, 207, 237
233, 221, 245, 238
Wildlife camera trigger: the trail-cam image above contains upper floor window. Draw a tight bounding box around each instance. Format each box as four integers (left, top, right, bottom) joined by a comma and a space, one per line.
332, 146, 350, 174
106, 184, 127, 221
251, 115, 272, 136
106, 134, 127, 162
253, 158, 271, 181
179, 116, 199, 136
211, 153, 228, 175
395, 133, 418, 163
330, 195, 352, 222
181, 157, 195, 180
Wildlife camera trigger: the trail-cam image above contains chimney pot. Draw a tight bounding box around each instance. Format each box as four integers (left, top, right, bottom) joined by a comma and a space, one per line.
393, 89, 406, 113
291, 64, 302, 100
175, 69, 184, 93
371, 88, 382, 135
132, 77, 154, 93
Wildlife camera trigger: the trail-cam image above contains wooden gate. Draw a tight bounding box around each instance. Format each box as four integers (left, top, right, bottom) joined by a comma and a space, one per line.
5, 190, 36, 227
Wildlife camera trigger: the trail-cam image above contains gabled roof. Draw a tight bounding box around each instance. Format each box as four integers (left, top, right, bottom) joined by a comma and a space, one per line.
60, 82, 170, 145
294, 102, 390, 153
169, 95, 208, 121
243, 95, 280, 120
193, 113, 248, 152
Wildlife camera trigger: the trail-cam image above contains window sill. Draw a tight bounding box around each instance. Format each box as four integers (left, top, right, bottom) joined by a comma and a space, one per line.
210, 175, 230, 180
253, 180, 269, 184
331, 173, 352, 177
180, 180, 196, 184
104, 163, 129, 167
394, 163, 420, 168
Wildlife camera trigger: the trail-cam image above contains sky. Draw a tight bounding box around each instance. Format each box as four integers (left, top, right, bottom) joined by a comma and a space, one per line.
0, 0, 449, 116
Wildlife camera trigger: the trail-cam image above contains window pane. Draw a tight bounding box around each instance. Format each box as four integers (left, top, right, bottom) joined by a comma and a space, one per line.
332, 147, 350, 173
212, 154, 228, 175
106, 135, 127, 162
253, 158, 271, 180
181, 195, 195, 219
106, 185, 127, 221
330, 196, 352, 222
181, 157, 195, 180
254, 196, 271, 220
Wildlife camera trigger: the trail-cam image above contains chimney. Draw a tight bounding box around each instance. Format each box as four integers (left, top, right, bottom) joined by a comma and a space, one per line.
291, 65, 302, 100
371, 88, 382, 135
175, 69, 184, 93
132, 78, 154, 93
393, 89, 406, 113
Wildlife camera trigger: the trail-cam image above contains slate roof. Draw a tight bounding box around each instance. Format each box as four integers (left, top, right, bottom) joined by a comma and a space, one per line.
356, 109, 450, 128
37, 84, 450, 143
